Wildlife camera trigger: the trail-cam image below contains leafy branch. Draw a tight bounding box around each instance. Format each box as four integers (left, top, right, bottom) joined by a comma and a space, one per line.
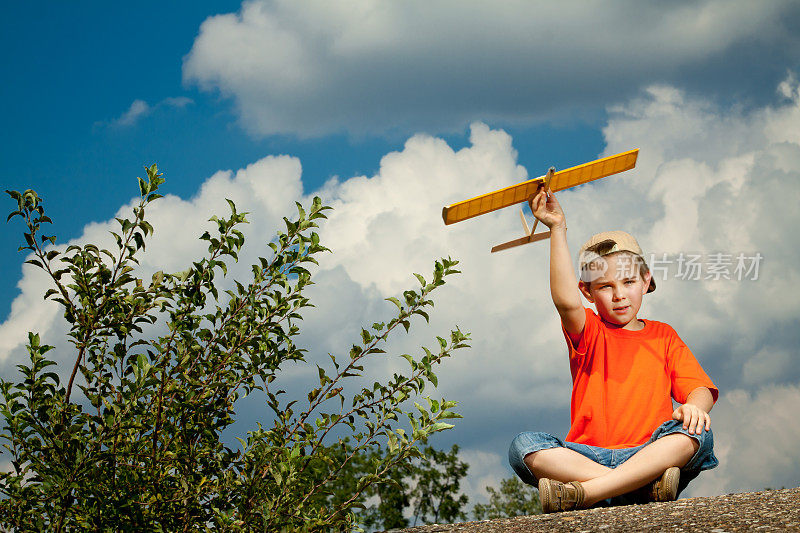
1, 168, 470, 531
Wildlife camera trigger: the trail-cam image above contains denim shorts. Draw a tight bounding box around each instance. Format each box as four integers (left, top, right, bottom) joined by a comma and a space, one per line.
508, 420, 718, 502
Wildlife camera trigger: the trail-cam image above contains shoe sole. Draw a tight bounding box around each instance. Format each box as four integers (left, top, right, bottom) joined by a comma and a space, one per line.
539, 478, 556, 513
656, 467, 680, 501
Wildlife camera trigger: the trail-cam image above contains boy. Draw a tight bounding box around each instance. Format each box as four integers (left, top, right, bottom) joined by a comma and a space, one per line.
508, 185, 719, 513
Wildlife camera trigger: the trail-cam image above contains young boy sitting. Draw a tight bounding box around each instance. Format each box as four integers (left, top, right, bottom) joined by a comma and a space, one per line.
508, 185, 719, 513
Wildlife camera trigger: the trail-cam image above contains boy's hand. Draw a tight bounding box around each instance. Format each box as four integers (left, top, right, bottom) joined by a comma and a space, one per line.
672, 403, 711, 435
529, 186, 566, 230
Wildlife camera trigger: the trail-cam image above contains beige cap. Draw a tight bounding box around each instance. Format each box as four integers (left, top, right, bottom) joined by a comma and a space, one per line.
578, 230, 655, 293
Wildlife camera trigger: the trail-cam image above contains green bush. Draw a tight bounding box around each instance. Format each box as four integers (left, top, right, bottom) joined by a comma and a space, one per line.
0, 165, 469, 531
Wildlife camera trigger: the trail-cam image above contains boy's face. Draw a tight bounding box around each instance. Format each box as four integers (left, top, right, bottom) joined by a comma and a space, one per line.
579, 252, 652, 330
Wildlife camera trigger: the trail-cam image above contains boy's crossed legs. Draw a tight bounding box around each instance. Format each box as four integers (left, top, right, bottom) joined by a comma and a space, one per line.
525, 433, 697, 507
508, 420, 718, 511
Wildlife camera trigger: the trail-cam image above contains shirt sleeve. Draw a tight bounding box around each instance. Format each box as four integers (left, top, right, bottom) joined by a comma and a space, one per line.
665, 326, 719, 404
562, 308, 600, 362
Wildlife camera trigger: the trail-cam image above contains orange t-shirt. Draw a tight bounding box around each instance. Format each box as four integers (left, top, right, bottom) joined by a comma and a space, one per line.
563, 308, 718, 449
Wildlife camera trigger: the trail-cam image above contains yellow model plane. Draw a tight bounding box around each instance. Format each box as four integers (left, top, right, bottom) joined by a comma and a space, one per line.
441, 149, 639, 253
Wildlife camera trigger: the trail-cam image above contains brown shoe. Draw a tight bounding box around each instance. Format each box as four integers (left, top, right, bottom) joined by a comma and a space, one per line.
538, 478, 587, 513
649, 467, 680, 502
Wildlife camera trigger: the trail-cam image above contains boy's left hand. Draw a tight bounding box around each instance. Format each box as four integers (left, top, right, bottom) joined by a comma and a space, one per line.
672, 403, 711, 435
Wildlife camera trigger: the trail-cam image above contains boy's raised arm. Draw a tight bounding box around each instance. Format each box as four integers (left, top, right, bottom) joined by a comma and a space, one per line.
530, 187, 585, 337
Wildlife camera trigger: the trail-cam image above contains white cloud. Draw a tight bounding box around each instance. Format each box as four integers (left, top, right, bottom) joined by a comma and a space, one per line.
109, 96, 194, 127
600, 82, 800, 393
743, 347, 794, 386
459, 448, 507, 504
162, 96, 193, 108
183, 0, 800, 136
114, 99, 150, 126
685, 385, 800, 496
3, 79, 800, 503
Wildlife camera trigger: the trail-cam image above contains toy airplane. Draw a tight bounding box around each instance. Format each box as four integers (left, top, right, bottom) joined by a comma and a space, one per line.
441, 149, 639, 253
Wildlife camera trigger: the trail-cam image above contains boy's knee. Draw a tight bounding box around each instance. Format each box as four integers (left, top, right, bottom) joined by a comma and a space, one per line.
652, 422, 718, 469
648, 433, 697, 469
509, 432, 561, 456
653, 420, 713, 451
508, 432, 562, 485
673, 432, 701, 457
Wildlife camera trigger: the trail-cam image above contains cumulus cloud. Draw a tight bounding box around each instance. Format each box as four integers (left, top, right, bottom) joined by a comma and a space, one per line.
108, 96, 194, 127
114, 99, 150, 126
599, 84, 800, 393
3, 80, 800, 505
183, 0, 800, 136
686, 385, 800, 496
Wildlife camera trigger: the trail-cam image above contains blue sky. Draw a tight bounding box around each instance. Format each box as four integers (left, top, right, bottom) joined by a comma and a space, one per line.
3, 0, 800, 510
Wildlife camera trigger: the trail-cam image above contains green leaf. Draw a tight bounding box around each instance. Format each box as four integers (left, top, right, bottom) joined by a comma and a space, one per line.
429, 422, 454, 433
385, 296, 402, 310
308, 388, 321, 403
360, 328, 372, 344
429, 398, 440, 413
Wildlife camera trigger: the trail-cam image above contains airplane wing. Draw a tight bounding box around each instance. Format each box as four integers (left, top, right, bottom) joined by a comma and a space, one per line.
441, 149, 638, 225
